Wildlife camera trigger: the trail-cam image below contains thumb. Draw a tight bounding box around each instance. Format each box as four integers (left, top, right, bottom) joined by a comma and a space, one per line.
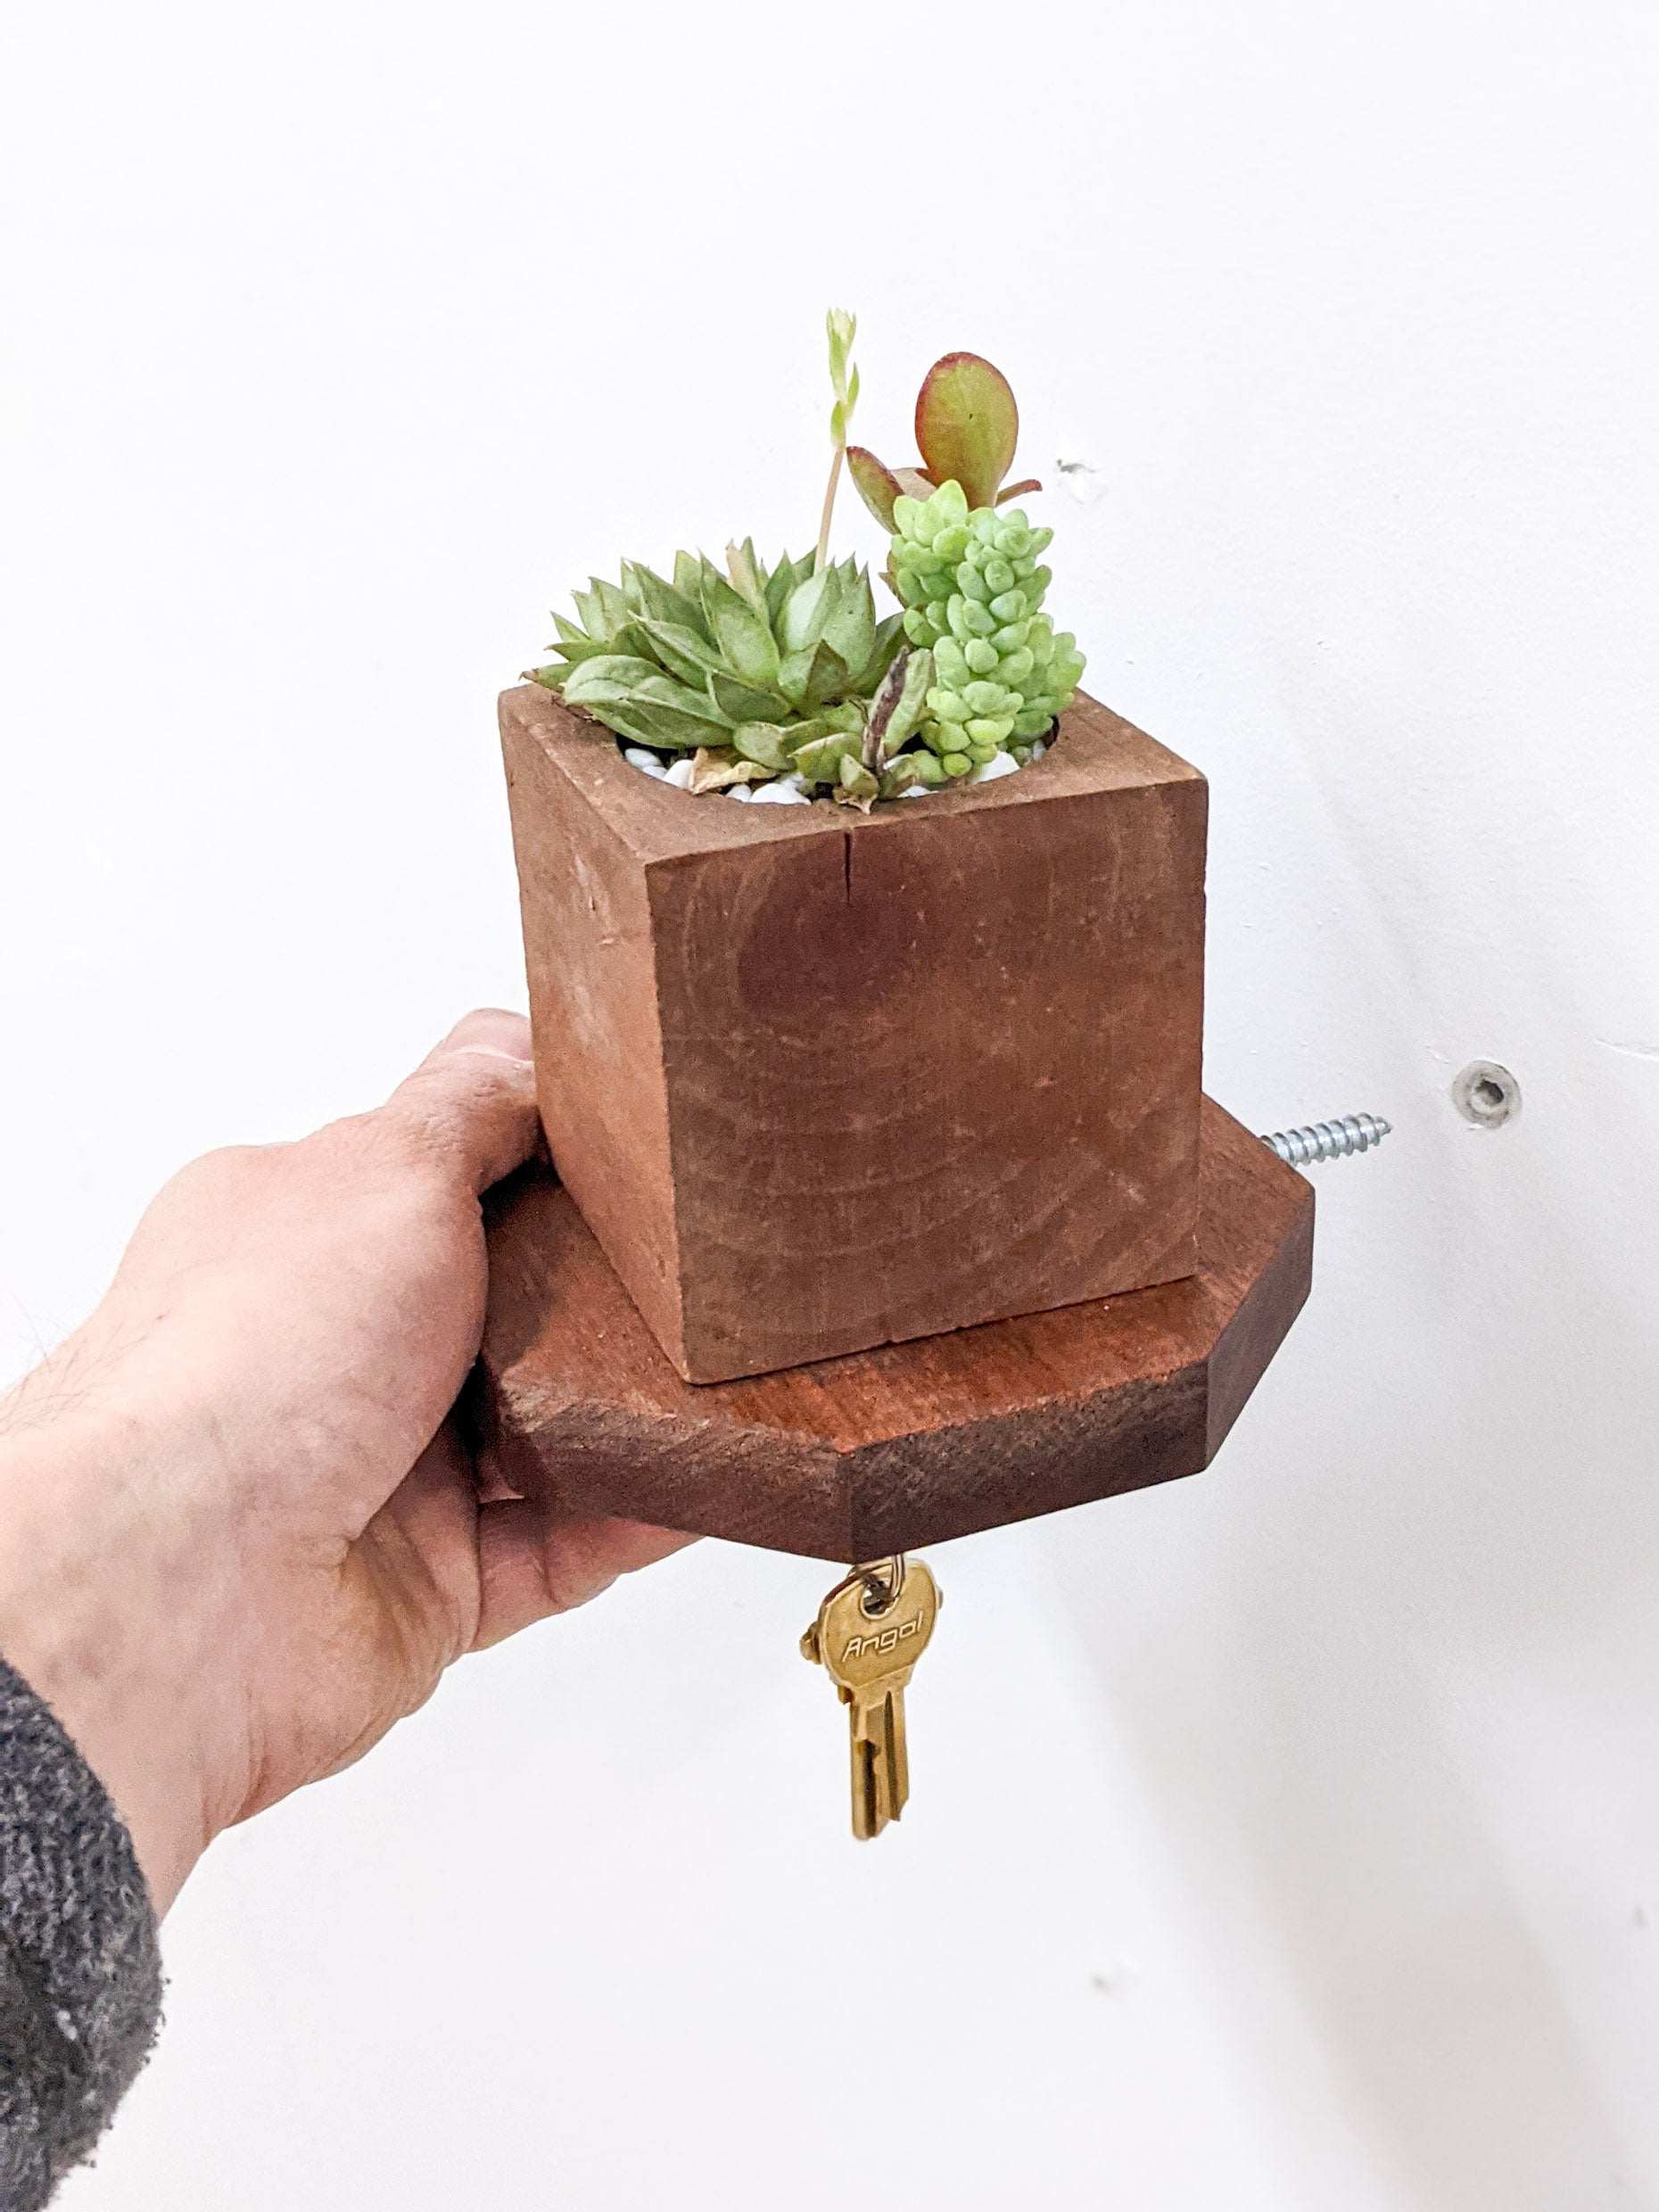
379, 1009, 543, 1195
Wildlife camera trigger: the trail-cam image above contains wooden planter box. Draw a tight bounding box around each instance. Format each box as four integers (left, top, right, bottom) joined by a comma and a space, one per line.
499, 683, 1207, 1385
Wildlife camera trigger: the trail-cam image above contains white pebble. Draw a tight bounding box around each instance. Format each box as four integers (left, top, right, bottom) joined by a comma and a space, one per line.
968, 750, 1021, 784
750, 781, 811, 805
727, 782, 754, 801
663, 757, 697, 789
898, 785, 933, 798
1029, 737, 1047, 760
623, 747, 668, 780
777, 772, 811, 795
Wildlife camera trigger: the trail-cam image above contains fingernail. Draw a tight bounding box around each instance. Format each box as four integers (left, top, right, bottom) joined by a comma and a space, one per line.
438, 1009, 534, 1064
450, 1044, 534, 1067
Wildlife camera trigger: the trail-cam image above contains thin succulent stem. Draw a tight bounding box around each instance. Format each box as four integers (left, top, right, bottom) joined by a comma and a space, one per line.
813, 442, 845, 577
816, 309, 857, 576
861, 646, 909, 772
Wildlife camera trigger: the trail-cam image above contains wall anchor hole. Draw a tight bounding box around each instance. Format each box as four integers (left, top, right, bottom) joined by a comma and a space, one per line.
1453, 1060, 1522, 1130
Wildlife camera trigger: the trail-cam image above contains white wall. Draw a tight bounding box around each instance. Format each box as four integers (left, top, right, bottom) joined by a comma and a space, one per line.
4, 0, 1657, 2203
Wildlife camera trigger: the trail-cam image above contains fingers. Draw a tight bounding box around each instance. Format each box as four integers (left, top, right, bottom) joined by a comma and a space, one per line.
380, 1009, 542, 1195
353, 1425, 483, 1673
471, 1500, 696, 1650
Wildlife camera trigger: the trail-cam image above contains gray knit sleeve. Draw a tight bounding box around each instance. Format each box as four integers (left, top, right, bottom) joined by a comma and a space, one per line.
0, 1655, 162, 2208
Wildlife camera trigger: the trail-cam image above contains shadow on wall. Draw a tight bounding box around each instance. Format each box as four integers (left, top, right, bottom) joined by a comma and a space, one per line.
1040, 1182, 1659, 2210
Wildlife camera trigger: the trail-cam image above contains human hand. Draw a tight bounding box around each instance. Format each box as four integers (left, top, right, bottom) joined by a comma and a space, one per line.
0, 1011, 691, 1913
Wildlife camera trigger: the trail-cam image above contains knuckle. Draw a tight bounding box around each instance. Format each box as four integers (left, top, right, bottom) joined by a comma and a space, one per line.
324, 1104, 458, 1194
156, 1140, 287, 1216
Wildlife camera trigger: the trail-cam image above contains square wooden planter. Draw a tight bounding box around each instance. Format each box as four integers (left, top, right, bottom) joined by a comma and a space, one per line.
499, 682, 1207, 1384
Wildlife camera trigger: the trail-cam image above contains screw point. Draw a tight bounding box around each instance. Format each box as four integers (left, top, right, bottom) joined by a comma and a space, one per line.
1259, 1113, 1392, 1167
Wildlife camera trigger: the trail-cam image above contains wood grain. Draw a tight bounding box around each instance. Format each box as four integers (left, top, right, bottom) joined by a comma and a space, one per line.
468, 1097, 1314, 1562
499, 683, 1209, 1382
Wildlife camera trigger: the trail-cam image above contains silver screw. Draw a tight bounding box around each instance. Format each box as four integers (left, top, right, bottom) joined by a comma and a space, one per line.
1451, 1061, 1521, 1130
1259, 1113, 1392, 1166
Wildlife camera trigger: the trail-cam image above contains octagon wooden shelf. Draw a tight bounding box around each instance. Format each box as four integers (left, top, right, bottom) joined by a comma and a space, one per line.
468, 1098, 1314, 1564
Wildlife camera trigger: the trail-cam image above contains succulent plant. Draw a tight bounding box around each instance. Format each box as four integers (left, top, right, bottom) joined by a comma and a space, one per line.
528, 545, 943, 809
888, 481, 1085, 773
530, 322, 1084, 804
847, 352, 1085, 774
846, 352, 1043, 531
815, 309, 860, 576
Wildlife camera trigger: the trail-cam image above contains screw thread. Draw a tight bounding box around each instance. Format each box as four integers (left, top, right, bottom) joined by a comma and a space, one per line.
1259, 1113, 1391, 1166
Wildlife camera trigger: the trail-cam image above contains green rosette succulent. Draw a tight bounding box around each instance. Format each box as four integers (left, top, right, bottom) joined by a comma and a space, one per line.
529, 544, 943, 808
887, 481, 1085, 773
532, 546, 900, 747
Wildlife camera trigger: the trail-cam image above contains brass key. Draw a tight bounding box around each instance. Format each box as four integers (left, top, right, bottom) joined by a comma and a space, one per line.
801, 1556, 941, 1839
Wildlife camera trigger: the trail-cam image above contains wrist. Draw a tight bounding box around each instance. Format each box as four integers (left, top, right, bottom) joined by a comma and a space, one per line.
0, 1342, 243, 1914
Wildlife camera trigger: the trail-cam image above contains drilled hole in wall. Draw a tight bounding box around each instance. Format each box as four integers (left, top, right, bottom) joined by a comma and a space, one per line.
1453, 1061, 1523, 1130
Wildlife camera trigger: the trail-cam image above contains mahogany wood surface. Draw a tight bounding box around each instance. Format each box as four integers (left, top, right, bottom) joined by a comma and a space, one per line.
469, 1098, 1314, 1563
499, 683, 1208, 1384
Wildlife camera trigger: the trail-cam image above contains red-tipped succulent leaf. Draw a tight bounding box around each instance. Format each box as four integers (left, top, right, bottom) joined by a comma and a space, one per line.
914, 352, 1020, 513
847, 353, 1036, 527
846, 446, 906, 531
892, 466, 939, 501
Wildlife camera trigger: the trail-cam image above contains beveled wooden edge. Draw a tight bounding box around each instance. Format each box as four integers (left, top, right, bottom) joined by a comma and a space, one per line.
469, 1100, 1314, 1562
499, 685, 1205, 872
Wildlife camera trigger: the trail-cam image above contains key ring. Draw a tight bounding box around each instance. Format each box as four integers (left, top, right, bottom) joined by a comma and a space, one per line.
854, 1555, 906, 1617
818, 1555, 906, 1623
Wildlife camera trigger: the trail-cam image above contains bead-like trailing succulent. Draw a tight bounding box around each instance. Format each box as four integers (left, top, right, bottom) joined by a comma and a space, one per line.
846, 354, 1084, 773
530, 317, 1084, 803
887, 483, 1083, 772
